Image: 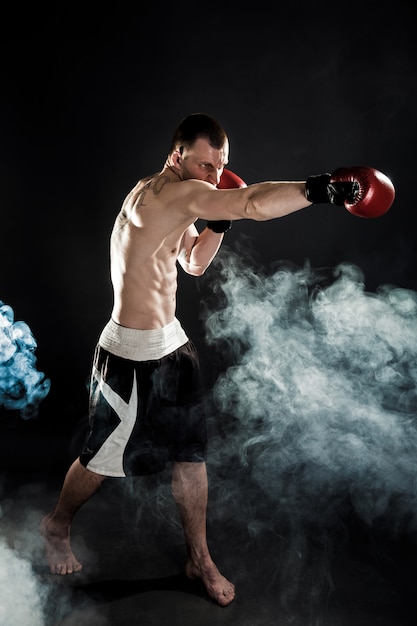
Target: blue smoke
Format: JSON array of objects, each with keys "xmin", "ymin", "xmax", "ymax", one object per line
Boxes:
[{"xmin": 0, "ymin": 301, "xmax": 50, "ymax": 419}]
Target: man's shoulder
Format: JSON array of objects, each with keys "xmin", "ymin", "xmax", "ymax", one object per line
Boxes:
[
  {"xmin": 127, "ymin": 171, "xmax": 212, "ymax": 223},
  {"xmin": 146, "ymin": 173, "xmax": 209, "ymax": 201}
]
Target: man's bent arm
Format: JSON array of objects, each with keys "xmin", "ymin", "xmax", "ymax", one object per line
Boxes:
[{"xmin": 177, "ymin": 225, "xmax": 224, "ymax": 276}]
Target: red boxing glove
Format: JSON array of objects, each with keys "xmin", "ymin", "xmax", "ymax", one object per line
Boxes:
[
  {"xmin": 207, "ymin": 169, "xmax": 247, "ymax": 233},
  {"xmin": 331, "ymin": 166, "xmax": 395, "ymax": 218},
  {"xmin": 217, "ymin": 168, "xmax": 247, "ymax": 189}
]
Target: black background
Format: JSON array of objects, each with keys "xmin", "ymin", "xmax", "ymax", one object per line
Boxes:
[
  {"xmin": 1, "ymin": 4, "xmax": 417, "ymax": 624},
  {"xmin": 2, "ymin": 3, "xmax": 416, "ymax": 455}
]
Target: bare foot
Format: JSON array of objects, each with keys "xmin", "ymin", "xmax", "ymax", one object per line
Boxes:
[
  {"xmin": 40, "ymin": 514, "xmax": 82, "ymax": 575},
  {"xmin": 185, "ymin": 557, "xmax": 235, "ymax": 607}
]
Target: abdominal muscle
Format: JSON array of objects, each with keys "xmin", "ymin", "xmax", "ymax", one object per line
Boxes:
[
  {"xmin": 110, "ymin": 222, "xmax": 182, "ymax": 331},
  {"xmin": 111, "ymin": 270, "xmax": 178, "ymax": 330}
]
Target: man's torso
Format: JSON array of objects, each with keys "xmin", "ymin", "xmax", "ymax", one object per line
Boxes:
[{"xmin": 110, "ymin": 171, "xmax": 195, "ymax": 330}]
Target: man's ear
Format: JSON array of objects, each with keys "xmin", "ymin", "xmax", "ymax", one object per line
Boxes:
[{"xmin": 171, "ymin": 149, "xmax": 182, "ymax": 169}]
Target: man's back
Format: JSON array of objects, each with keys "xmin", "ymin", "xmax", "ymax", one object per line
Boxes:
[{"xmin": 109, "ymin": 171, "xmax": 195, "ymax": 330}]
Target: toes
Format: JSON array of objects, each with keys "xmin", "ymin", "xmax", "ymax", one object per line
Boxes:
[
  {"xmin": 51, "ymin": 561, "xmax": 82, "ymax": 575},
  {"xmin": 220, "ymin": 585, "xmax": 236, "ymax": 605}
]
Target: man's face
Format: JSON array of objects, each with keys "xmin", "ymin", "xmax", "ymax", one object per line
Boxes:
[{"xmin": 176, "ymin": 137, "xmax": 229, "ymax": 187}]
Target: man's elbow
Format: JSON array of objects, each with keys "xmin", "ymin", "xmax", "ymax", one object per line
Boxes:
[
  {"xmin": 183, "ymin": 263, "xmax": 207, "ymax": 277},
  {"xmin": 244, "ymin": 198, "xmax": 268, "ymax": 221}
]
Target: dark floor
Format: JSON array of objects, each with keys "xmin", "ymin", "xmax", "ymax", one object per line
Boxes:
[
  {"xmin": 0, "ymin": 408, "xmax": 416, "ymax": 626},
  {"xmin": 1, "ymin": 464, "xmax": 416, "ymax": 626}
]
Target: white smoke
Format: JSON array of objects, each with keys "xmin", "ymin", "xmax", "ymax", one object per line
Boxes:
[
  {"xmin": 202, "ymin": 246, "xmax": 417, "ymax": 533},
  {"xmin": 0, "ymin": 478, "xmax": 108, "ymax": 626},
  {"xmin": 0, "ymin": 538, "xmax": 46, "ymax": 626}
]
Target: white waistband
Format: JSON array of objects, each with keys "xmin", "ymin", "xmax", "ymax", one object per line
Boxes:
[{"xmin": 98, "ymin": 318, "xmax": 189, "ymax": 361}]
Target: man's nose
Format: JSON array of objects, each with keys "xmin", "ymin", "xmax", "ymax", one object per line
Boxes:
[{"xmin": 210, "ymin": 169, "xmax": 223, "ymax": 187}]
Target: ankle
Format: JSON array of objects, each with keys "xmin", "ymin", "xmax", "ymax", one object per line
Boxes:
[
  {"xmin": 43, "ymin": 512, "xmax": 70, "ymax": 533},
  {"xmin": 188, "ymin": 550, "xmax": 212, "ymax": 568}
]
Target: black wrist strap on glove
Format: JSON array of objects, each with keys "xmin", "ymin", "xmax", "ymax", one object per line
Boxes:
[
  {"xmin": 206, "ymin": 220, "xmax": 232, "ymax": 233},
  {"xmin": 305, "ymin": 174, "xmax": 359, "ymax": 206}
]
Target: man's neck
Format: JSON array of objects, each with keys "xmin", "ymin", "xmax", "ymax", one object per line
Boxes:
[{"xmin": 161, "ymin": 159, "xmax": 181, "ymax": 179}]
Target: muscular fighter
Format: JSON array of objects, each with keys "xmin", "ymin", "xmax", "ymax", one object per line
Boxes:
[{"xmin": 41, "ymin": 113, "xmax": 394, "ymax": 607}]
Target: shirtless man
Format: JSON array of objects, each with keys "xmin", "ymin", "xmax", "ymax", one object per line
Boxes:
[{"xmin": 41, "ymin": 113, "xmax": 392, "ymax": 607}]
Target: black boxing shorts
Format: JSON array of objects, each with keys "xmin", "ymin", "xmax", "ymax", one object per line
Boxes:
[{"xmin": 79, "ymin": 319, "xmax": 207, "ymax": 477}]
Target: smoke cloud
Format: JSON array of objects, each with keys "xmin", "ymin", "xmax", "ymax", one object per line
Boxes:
[
  {"xmin": 0, "ymin": 537, "xmax": 46, "ymax": 626},
  {"xmin": 0, "ymin": 477, "xmax": 109, "ymax": 626},
  {"xmin": 0, "ymin": 301, "xmax": 50, "ymax": 419},
  {"xmin": 201, "ymin": 244, "xmax": 417, "ymax": 535}
]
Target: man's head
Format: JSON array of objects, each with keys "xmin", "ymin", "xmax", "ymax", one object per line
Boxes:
[{"xmin": 167, "ymin": 113, "xmax": 229, "ymax": 186}]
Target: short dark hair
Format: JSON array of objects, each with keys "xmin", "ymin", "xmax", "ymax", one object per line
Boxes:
[{"xmin": 170, "ymin": 113, "xmax": 228, "ymax": 154}]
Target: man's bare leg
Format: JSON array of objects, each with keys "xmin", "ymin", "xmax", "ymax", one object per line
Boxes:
[
  {"xmin": 171, "ymin": 461, "xmax": 235, "ymax": 607},
  {"xmin": 41, "ymin": 458, "xmax": 105, "ymax": 575}
]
